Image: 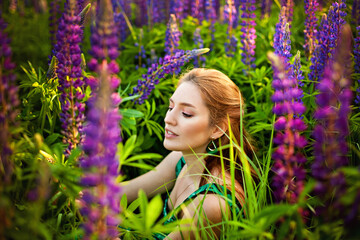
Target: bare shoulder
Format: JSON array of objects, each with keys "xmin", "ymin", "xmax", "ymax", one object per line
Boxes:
[
  {"xmin": 156, "ymin": 151, "xmax": 183, "ymax": 171},
  {"xmin": 184, "ymin": 194, "xmax": 229, "ymax": 223}
]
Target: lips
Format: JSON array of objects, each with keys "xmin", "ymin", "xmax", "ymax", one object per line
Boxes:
[{"xmin": 165, "ymin": 128, "xmax": 178, "ymax": 138}]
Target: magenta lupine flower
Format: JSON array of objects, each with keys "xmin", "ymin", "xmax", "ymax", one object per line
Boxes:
[
  {"xmin": 191, "ymin": 0, "xmax": 205, "ymax": 22},
  {"xmin": 0, "ymin": 16, "xmax": 18, "ymax": 185},
  {"xmin": 280, "ymin": 0, "xmax": 294, "ymax": 25},
  {"xmin": 261, "ymin": 0, "xmax": 272, "ymax": 19},
  {"xmin": 132, "ymin": 48, "xmax": 210, "ymax": 104},
  {"xmin": 79, "ymin": 61, "xmax": 122, "ymax": 240},
  {"xmin": 224, "ymin": 0, "xmax": 237, "ymax": 27},
  {"xmin": 164, "ymin": 14, "xmax": 181, "ymax": 56},
  {"xmin": 354, "ymin": 26, "xmax": 360, "ymax": 106},
  {"xmin": 55, "ymin": 0, "xmax": 86, "ymax": 156},
  {"xmin": 239, "ymin": 0, "xmax": 257, "ymax": 72},
  {"xmin": 311, "ymin": 25, "xmax": 353, "ymax": 221},
  {"xmin": 304, "ymin": 0, "xmax": 319, "ymax": 57},
  {"xmin": 193, "ymin": 28, "xmax": 206, "ymax": 67},
  {"xmin": 268, "ymin": 52, "xmax": 307, "ymax": 204}
]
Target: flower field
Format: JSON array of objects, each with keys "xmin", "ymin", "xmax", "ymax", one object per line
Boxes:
[{"xmin": 1, "ymin": 0, "xmax": 360, "ymax": 239}]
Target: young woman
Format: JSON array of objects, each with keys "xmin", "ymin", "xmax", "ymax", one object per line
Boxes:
[{"xmin": 121, "ymin": 68, "xmax": 255, "ymax": 239}]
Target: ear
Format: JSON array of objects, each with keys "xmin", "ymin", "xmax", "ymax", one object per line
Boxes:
[{"xmin": 211, "ymin": 120, "xmax": 228, "ymax": 140}]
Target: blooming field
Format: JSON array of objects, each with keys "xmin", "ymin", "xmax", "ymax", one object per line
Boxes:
[{"xmin": 1, "ymin": 0, "xmax": 360, "ymax": 239}]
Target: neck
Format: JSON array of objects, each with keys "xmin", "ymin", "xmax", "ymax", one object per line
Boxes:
[{"xmin": 181, "ymin": 150, "xmax": 207, "ymax": 180}]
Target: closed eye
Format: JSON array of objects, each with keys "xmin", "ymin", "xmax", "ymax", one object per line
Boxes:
[{"xmin": 182, "ymin": 112, "xmax": 192, "ymax": 118}]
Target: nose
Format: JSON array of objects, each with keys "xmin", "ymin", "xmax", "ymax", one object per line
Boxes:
[{"xmin": 164, "ymin": 109, "xmax": 176, "ymax": 126}]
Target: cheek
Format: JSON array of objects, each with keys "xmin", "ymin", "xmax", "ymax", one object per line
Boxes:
[{"xmin": 182, "ymin": 118, "xmax": 211, "ymax": 138}]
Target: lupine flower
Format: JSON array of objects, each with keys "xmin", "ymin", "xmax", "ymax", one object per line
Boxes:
[
  {"xmin": 79, "ymin": 0, "xmax": 122, "ymax": 238},
  {"xmin": 191, "ymin": 0, "xmax": 205, "ymax": 22},
  {"xmin": 193, "ymin": 28, "xmax": 206, "ymax": 67},
  {"xmin": 132, "ymin": 48, "xmax": 210, "ymax": 104},
  {"xmin": 293, "ymin": 51, "xmax": 305, "ymax": 88},
  {"xmin": 164, "ymin": 14, "xmax": 181, "ymax": 56},
  {"xmin": 354, "ymin": 26, "xmax": 360, "ymax": 106},
  {"xmin": 79, "ymin": 61, "xmax": 122, "ymax": 240},
  {"xmin": 204, "ymin": 0, "xmax": 217, "ymax": 48},
  {"xmin": 55, "ymin": 0, "xmax": 86, "ymax": 156},
  {"xmin": 273, "ymin": 7, "xmax": 287, "ymax": 57},
  {"xmin": 147, "ymin": 0, "xmax": 165, "ymax": 26},
  {"xmin": 304, "ymin": 0, "xmax": 319, "ymax": 57},
  {"xmin": 352, "ymin": 0, "xmax": 360, "ymax": 25},
  {"xmin": 268, "ymin": 53, "xmax": 307, "ymax": 205},
  {"xmin": 112, "ymin": 0, "xmax": 129, "ymax": 43},
  {"xmin": 308, "ymin": 14, "xmax": 329, "ymax": 83},
  {"xmin": 0, "ymin": 16, "xmax": 18, "ymax": 185},
  {"xmin": 134, "ymin": 0, "xmax": 148, "ymax": 27},
  {"xmin": 49, "ymin": 0, "xmax": 62, "ymax": 50},
  {"xmin": 281, "ymin": 0, "xmax": 294, "ymax": 25},
  {"xmin": 311, "ymin": 24, "xmax": 353, "ymax": 221},
  {"xmin": 327, "ymin": 1, "xmax": 347, "ymax": 58},
  {"xmin": 135, "ymin": 29, "xmax": 146, "ymax": 69},
  {"xmin": 224, "ymin": 0, "xmax": 238, "ymax": 57},
  {"xmin": 261, "ymin": 0, "xmax": 272, "ymax": 19},
  {"xmin": 239, "ymin": 0, "xmax": 257, "ymax": 72},
  {"xmin": 170, "ymin": 0, "xmax": 184, "ymax": 24}
]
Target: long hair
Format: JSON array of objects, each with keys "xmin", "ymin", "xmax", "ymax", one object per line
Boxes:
[{"xmin": 178, "ymin": 68, "xmax": 256, "ymax": 204}]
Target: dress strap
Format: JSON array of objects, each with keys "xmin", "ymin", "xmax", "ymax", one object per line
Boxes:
[{"xmin": 175, "ymin": 156, "xmax": 186, "ymax": 178}]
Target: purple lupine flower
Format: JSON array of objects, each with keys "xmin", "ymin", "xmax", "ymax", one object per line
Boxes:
[
  {"xmin": 354, "ymin": 26, "xmax": 360, "ymax": 106},
  {"xmin": 239, "ymin": 0, "xmax": 257, "ymax": 73},
  {"xmin": 261, "ymin": 0, "xmax": 272, "ymax": 19},
  {"xmin": 164, "ymin": 14, "xmax": 181, "ymax": 56},
  {"xmin": 293, "ymin": 51, "xmax": 305, "ymax": 87},
  {"xmin": 135, "ymin": 29, "xmax": 147, "ymax": 69},
  {"xmin": 311, "ymin": 24, "xmax": 353, "ymax": 221},
  {"xmin": 112, "ymin": 0, "xmax": 129, "ymax": 43},
  {"xmin": 134, "ymin": 0, "xmax": 147, "ymax": 27},
  {"xmin": 268, "ymin": 52, "xmax": 307, "ymax": 205},
  {"xmin": 170, "ymin": 0, "xmax": 184, "ymax": 24},
  {"xmin": 79, "ymin": 62, "xmax": 122, "ymax": 240},
  {"xmin": 79, "ymin": 1, "xmax": 122, "ymax": 238},
  {"xmin": 0, "ymin": 16, "xmax": 18, "ymax": 185},
  {"xmin": 280, "ymin": 0, "xmax": 294, "ymax": 25},
  {"xmin": 191, "ymin": 0, "xmax": 205, "ymax": 22},
  {"xmin": 193, "ymin": 28, "xmax": 206, "ymax": 67},
  {"xmin": 352, "ymin": 0, "xmax": 360, "ymax": 25},
  {"xmin": 204, "ymin": 0, "xmax": 217, "ymax": 48},
  {"xmin": 147, "ymin": 0, "xmax": 164, "ymax": 26},
  {"xmin": 49, "ymin": 0, "xmax": 62, "ymax": 50},
  {"xmin": 132, "ymin": 48, "xmax": 210, "ymax": 104},
  {"xmin": 273, "ymin": 7, "xmax": 287, "ymax": 56},
  {"xmin": 308, "ymin": 14, "xmax": 329, "ymax": 83},
  {"xmin": 55, "ymin": 0, "xmax": 86, "ymax": 156},
  {"xmin": 224, "ymin": 0, "xmax": 238, "ymax": 57},
  {"xmin": 327, "ymin": 1, "xmax": 347, "ymax": 59},
  {"xmin": 304, "ymin": 0, "xmax": 319, "ymax": 57}
]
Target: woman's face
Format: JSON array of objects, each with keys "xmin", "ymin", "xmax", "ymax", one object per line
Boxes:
[{"xmin": 163, "ymin": 81, "xmax": 215, "ymax": 154}]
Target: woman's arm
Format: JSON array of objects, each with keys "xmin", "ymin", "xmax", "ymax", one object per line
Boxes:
[
  {"xmin": 165, "ymin": 194, "xmax": 229, "ymax": 240},
  {"xmin": 121, "ymin": 151, "xmax": 183, "ymax": 203}
]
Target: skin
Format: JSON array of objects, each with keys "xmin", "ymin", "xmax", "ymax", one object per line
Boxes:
[{"xmin": 121, "ymin": 82, "xmax": 230, "ymax": 239}]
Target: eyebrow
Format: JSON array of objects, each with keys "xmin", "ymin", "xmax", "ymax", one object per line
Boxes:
[{"xmin": 169, "ymin": 98, "xmax": 196, "ymax": 108}]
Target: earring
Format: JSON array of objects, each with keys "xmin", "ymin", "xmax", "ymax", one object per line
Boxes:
[{"xmin": 207, "ymin": 138, "xmax": 217, "ymax": 152}]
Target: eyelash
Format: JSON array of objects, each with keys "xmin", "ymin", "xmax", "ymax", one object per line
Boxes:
[{"xmin": 167, "ymin": 107, "xmax": 193, "ymax": 118}]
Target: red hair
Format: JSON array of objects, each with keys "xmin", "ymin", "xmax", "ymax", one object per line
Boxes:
[{"xmin": 179, "ymin": 68, "xmax": 256, "ymax": 204}]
